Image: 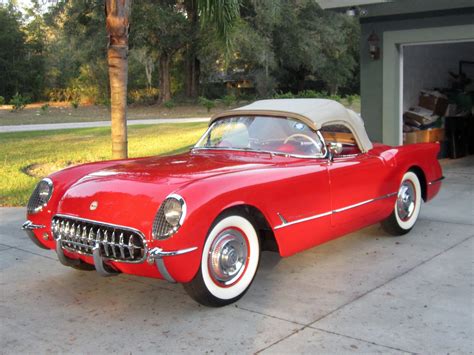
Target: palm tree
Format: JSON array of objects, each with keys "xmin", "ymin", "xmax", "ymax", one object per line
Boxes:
[
  {"xmin": 105, "ymin": 0, "xmax": 240, "ymax": 159},
  {"xmin": 106, "ymin": 0, "xmax": 132, "ymax": 159}
]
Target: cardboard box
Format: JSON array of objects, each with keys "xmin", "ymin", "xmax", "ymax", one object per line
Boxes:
[
  {"xmin": 403, "ymin": 128, "xmax": 445, "ymax": 145},
  {"xmin": 419, "ymin": 91, "xmax": 448, "ymax": 116}
]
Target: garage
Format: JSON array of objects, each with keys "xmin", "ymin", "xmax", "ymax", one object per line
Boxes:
[
  {"xmin": 402, "ymin": 41, "xmax": 474, "ymax": 157},
  {"xmin": 321, "ymin": 0, "xmax": 474, "ymax": 154}
]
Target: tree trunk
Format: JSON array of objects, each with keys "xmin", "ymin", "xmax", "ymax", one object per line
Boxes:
[
  {"xmin": 159, "ymin": 53, "xmax": 171, "ymax": 103},
  {"xmin": 106, "ymin": 0, "xmax": 132, "ymax": 159},
  {"xmin": 184, "ymin": 0, "xmax": 200, "ymax": 99},
  {"xmin": 185, "ymin": 54, "xmax": 200, "ymax": 98}
]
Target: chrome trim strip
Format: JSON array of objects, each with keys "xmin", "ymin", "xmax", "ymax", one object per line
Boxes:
[
  {"xmin": 22, "ymin": 220, "xmax": 45, "ymax": 230},
  {"xmin": 274, "ymin": 211, "xmax": 332, "ymax": 230},
  {"xmin": 428, "ymin": 176, "xmax": 445, "ymax": 185},
  {"xmin": 333, "ymin": 192, "xmax": 397, "ymax": 213},
  {"xmin": 275, "ymin": 192, "xmax": 397, "ymax": 230}
]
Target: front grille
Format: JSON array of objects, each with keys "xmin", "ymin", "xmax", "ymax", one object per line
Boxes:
[{"xmin": 52, "ymin": 215, "xmax": 146, "ymax": 263}]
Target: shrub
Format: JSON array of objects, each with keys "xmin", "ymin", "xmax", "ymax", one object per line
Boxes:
[
  {"xmin": 273, "ymin": 92, "xmax": 295, "ymax": 99},
  {"xmin": 328, "ymin": 94, "xmax": 342, "ymax": 102},
  {"xmin": 0, "ymin": 96, "xmax": 5, "ymax": 105},
  {"xmin": 346, "ymin": 94, "xmax": 360, "ymax": 106},
  {"xmin": 163, "ymin": 100, "xmax": 175, "ymax": 109},
  {"xmin": 128, "ymin": 87, "xmax": 159, "ymax": 105},
  {"xmin": 71, "ymin": 100, "xmax": 79, "ymax": 109},
  {"xmin": 10, "ymin": 93, "xmax": 29, "ymax": 111},
  {"xmin": 198, "ymin": 97, "xmax": 216, "ymax": 113},
  {"xmin": 296, "ymin": 90, "xmax": 327, "ymax": 99},
  {"xmin": 222, "ymin": 94, "xmax": 237, "ymax": 107},
  {"xmin": 40, "ymin": 103, "xmax": 50, "ymax": 114}
]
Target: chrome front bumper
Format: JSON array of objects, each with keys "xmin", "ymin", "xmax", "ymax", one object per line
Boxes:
[{"xmin": 22, "ymin": 220, "xmax": 198, "ymax": 282}]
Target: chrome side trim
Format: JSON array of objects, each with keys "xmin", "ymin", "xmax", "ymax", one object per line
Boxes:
[
  {"xmin": 275, "ymin": 211, "xmax": 332, "ymax": 230},
  {"xmin": 147, "ymin": 246, "xmax": 198, "ymax": 283},
  {"xmin": 333, "ymin": 192, "xmax": 397, "ymax": 213},
  {"xmin": 428, "ymin": 176, "xmax": 445, "ymax": 185},
  {"xmin": 275, "ymin": 192, "xmax": 397, "ymax": 230},
  {"xmin": 22, "ymin": 220, "xmax": 45, "ymax": 230}
]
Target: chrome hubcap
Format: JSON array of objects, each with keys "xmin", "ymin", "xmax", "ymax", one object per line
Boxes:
[
  {"xmin": 209, "ymin": 228, "xmax": 248, "ymax": 286},
  {"xmin": 397, "ymin": 180, "xmax": 416, "ymax": 221}
]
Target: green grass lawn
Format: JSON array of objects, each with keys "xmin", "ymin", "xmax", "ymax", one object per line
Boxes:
[{"xmin": 0, "ymin": 122, "xmax": 207, "ymax": 207}]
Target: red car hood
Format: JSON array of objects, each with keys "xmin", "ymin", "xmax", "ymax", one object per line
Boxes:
[{"xmin": 57, "ymin": 151, "xmax": 274, "ymax": 230}]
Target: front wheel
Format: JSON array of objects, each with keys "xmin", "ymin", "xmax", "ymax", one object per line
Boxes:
[
  {"xmin": 381, "ymin": 171, "xmax": 422, "ymax": 236},
  {"xmin": 183, "ymin": 213, "xmax": 260, "ymax": 307}
]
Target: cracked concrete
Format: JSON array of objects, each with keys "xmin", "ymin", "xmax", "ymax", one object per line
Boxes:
[{"xmin": 1, "ymin": 156, "xmax": 473, "ymax": 353}]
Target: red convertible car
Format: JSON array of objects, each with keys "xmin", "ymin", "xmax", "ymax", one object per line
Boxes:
[{"xmin": 23, "ymin": 99, "xmax": 443, "ymax": 306}]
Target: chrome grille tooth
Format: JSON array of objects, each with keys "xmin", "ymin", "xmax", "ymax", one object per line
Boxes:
[
  {"xmin": 128, "ymin": 235, "xmax": 135, "ymax": 259},
  {"xmin": 119, "ymin": 233, "xmax": 126, "ymax": 259},
  {"xmin": 111, "ymin": 240, "xmax": 117, "ymax": 258},
  {"xmin": 103, "ymin": 230, "xmax": 110, "ymax": 256}
]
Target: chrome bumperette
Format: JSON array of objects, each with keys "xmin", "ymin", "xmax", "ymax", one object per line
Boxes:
[
  {"xmin": 147, "ymin": 246, "xmax": 198, "ymax": 283},
  {"xmin": 22, "ymin": 220, "xmax": 45, "ymax": 230},
  {"xmin": 275, "ymin": 192, "xmax": 397, "ymax": 230},
  {"xmin": 22, "ymin": 220, "xmax": 49, "ymax": 250},
  {"xmin": 52, "ymin": 215, "xmax": 147, "ymax": 264}
]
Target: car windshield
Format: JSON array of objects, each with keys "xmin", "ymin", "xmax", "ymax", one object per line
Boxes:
[{"xmin": 194, "ymin": 116, "xmax": 325, "ymax": 157}]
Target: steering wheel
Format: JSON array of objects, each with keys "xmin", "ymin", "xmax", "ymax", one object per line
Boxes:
[{"xmin": 283, "ymin": 133, "xmax": 320, "ymax": 152}]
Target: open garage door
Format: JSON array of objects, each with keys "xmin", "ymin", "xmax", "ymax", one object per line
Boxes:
[{"xmin": 401, "ymin": 41, "xmax": 474, "ymax": 158}]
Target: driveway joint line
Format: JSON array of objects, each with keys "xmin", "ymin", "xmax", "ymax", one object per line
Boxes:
[
  {"xmin": 306, "ymin": 235, "xmax": 473, "ymax": 327},
  {"xmin": 418, "ymin": 217, "xmax": 474, "ymax": 226},
  {"xmin": 310, "ymin": 326, "xmax": 416, "ymax": 354},
  {"xmin": 7, "ymin": 245, "xmax": 58, "ymax": 261},
  {"xmin": 235, "ymin": 305, "xmax": 306, "ymax": 326}
]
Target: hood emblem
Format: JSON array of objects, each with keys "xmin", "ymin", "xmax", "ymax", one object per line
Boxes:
[{"xmin": 90, "ymin": 201, "xmax": 98, "ymax": 211}]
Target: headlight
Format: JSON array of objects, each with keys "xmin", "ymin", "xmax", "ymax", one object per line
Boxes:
[
  {"xmin": 152, "ymin": 194, "xmax": 186, "ymax": 240},
  {"xmin": 27, "ymin": 178, "xmax": 53, "ymax": 214}
]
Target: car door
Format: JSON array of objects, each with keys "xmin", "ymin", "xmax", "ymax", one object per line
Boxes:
[{"xmin": 321, "ymin": 123, "xmax": 395, "ymax": 236}]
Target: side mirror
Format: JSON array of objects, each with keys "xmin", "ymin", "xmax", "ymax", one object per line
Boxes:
[{"xmin": 327, "ymin": 142, "xmax": 343, "ymax": 161}]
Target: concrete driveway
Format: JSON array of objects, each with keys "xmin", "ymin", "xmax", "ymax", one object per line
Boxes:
[{"xmin": 1, "ymin": 157, "xmax": 473, "ymax": 354}]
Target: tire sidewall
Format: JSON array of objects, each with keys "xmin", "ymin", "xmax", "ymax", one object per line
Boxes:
[
  {"xmin": 395, "ymin": 171, "xmax": 421, "ymax": 230},
  {"xmin": 200, "ymin": 215, "xmax": 260, "ymax": 301}
]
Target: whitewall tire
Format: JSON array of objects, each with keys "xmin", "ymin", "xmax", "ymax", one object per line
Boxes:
[
  {"xmin": 382, "ymin": 171, "xmax": 422, "ymax": 236},
  {"xmin": 184, "ymin": 213, "xmax": 260, "ymax": 307}
]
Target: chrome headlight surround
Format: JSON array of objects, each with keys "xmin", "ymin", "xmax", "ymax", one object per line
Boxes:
[
  {"xmin": 152, "ymin": 194, "xmax": 187, "ymax": 240},
  {"xmin": 27, "ymin": 178, "xmax": 54, "ymax": 214}
]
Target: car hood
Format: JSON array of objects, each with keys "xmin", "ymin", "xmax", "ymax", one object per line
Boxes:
[{"xmin": 56, "ymin": 150, "xmax": 275, "ymax": 229}]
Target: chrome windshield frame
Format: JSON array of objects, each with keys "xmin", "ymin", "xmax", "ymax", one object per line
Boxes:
[{"xmin": 192, "ymin": 117, "xmax": 329, "ymax": 160}]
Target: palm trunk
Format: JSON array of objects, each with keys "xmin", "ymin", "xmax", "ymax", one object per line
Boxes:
[
  {"xmin": 106, "ymin": 0, "xmax": 132, "ymax": 159},
  {"xmin": 159, "ymin": 53, "xmax": 171, "ymax": 103}
]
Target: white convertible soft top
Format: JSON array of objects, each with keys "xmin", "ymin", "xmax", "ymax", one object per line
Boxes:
[{"xmin": 211, "ymin": 99, "xmax": 373, "ymax": 152}]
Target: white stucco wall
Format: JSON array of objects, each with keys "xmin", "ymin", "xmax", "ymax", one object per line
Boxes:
[{"xmin": 403, "ymin": 41, "xmax": 474, "ymax": 111}]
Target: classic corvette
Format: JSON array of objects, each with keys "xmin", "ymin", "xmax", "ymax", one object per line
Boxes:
[{"xmin": 23, "ymin": 99, "xmax": 443, "ymax": 306}]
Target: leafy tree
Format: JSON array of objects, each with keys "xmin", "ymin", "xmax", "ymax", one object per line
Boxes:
[{"xmin": 132, "ymin": 1, "xmax": 189, "ymax": 103}]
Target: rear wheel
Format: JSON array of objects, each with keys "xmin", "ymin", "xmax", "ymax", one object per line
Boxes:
[
  {"xmin": 382, "ymin": 171, "xmax": 422, "ymax": 236},
  {"xmin": 183, "ymin": 213, "xmax": 260, "ymax": 307}
]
